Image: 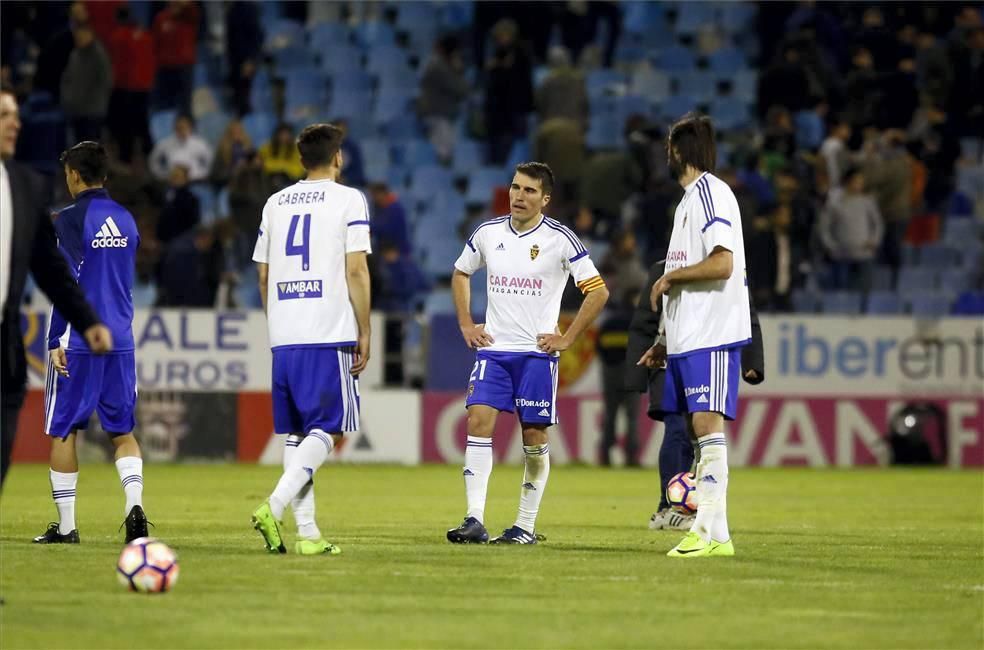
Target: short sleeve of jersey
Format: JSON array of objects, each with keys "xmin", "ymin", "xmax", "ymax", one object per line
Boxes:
[
  {"xmin": 345, "ymin": 190, "xmax": 372, "ymax": 254},
  {"xmin": 252, "ymin": 200, "xmax": 271, "ymax": 264},
  {"xmin": 695, "ymin": 179, "xmax": 736, "ymax": 254},
  {"xmin": 561, "ymin": 231, "xmax": 601, "ymax": 285},
  {"xmin": 454, "ymin": 228, "xmax": 485, "ymax": 275}
]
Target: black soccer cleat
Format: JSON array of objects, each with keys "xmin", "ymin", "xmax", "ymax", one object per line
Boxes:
[
  {"xmin": 123, "ymin": 505, "xmax": 150, "ymax": 543},
  {"xmin": 446, "ymin": 517, "xmax": 489, "ymax": 544},
  {"xmin": 490, "ymin": 525, "xmax": 537, "ymax": 545},
  {"xmin": 32, "ymin": 522, "xmax": 80, "ymax": 544}
]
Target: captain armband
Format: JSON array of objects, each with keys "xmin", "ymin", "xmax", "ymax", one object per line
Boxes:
[{"xmin": 576, "ymin": 275, "xmax": 607, "ymax": 295}]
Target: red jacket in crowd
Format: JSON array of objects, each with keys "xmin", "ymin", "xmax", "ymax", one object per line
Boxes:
[
  {"xmin": 109, "ymin": 25, "xmax": 157, "ymax": 91},
  {"xmin": 84, "ymin": 0, "xmax": 124, "ymax": 46},
  {"xmin": 152, "ymin": 1, "xmax": 200, "ymax": 69}
]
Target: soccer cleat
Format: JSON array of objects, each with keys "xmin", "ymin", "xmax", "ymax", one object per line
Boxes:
[
  {"xmin": 648, "ymin": 508, "xmax": 696, "ymax": 531},
  {"xmin": 667, "ymin": 532, "xmax": 735, "ymax": 558},
  {"xmin": 32, "ymin": 522, "xmax": 80, "ymax": 544},
  {"xmin": 295, "ymin": 539, "xmax": 342, "ymax": 555},
  {"xmin": 446, "ymin": 517, "xmax": 489, "ymax": 544},
  {"xmin": 490, "ymin": 525, "xmax": 537, "ymax": 544},
  {"xmin": 122, "ymin": 505, "xmax": 150, "ymax": 543},
  {"xmin": 251, "ymin": 502, "xmax": 286, "ymax": 554}
]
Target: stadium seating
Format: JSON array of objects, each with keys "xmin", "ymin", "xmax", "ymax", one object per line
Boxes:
[
  {"xmin": 820, "ymin": 291, "xmax": 863, "ymax": 315},
  {"xmin": 409, "ymin": 165, "xmax": 454, "ymax": 203},
  {"xmin": 658, "ymin": 45, "xmax": 697, "ymax": 72},
  {"xmin": 150, "ymin": 110, "xmax": 177, "ymax": 144},
  {"xmin": 865, "ymin": 291, "xmax": 903, "ymax": 315},
  {"xmin": 242, "ymin": 112, "xmax": 275, "ymax": 146},
  {"xmin": 907, "ymin": 291, "xmax": 952, "ymax": 317},
  {"xmin": 791, "ymin": 290, "xmax": 820, "ymax": 313},
  {"xmin": 465, "ymin": 167, "xmax": 507, "ymax": 206},
  {"xmin": 898, "ymin": 266, "xmax": 938, "ymax": 292}
]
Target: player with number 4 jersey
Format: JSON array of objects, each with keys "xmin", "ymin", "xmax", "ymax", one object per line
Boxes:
[
  {"xmin": 446, "ymin": 162, "xmax": 609, "ymax": 545},
  {"xmin": 250, "ymin": 124, "xmax": 372, "ymax": 555}
]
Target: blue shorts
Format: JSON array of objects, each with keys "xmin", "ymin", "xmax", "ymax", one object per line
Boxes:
[
  {"xmin": 662, "ymin": 347, "xmax": 742, "ymax": 420},
  {"xmin": 45, "ymin": 351, "xmax": 137, "ymax": 438},
  {"xmin": 272, "ymin": 346, "xmax": 359, "ymax": 435},
  {"xmin": 464, "ymin": 351, "xmax": 558, "ymax": 425}
]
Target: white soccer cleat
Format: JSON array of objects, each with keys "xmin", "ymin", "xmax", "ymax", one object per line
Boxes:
[{"xmin": 649, "ymin": 508, "xmax": 695, "ymax": 531}]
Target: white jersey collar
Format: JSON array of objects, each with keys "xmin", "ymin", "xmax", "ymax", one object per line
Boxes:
[
  {"xmin": 507, "ymin": 214, "xmax": 545, "ymax": 238},
  {"xmin": 683, "ymin": 171, "xmax": 709, "ymax": 194}
]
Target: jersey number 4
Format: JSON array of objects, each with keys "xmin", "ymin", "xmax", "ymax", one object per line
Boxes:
[{"xmin": 286, "ymin": 213, "xmax": 311, "ymax": 271}]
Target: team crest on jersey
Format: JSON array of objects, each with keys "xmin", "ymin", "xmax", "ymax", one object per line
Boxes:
[
  {"xmin": 277, "ymin": 279, "xmax": 323, "ymax": 300},
  {"xmin": 529, "ymin": 244, "xmax": 540, "ymax": 261},
  {"xmin": 467, "ymin": 383, "xmax": 475, "ymax": 396}
]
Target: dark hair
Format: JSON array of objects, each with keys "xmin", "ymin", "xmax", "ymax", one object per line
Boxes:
[
  {"xmin": 296, "ymin": 123, "xmax": 345, "ymax": 170},
  {"xmin": 513, "ymin": 162, "xmax": 554, "ymax": 195},
  {"xmin": 668, "ymin": 112, "xmax": 716, "ymax": 173},
  {"xmin": 59, "ymin": 141, "xmax": 108, "ymax": 185},
  {"xmin": 842, "ymin": 165, "xmax": 863, "ymax": 181},
  {"xmin": 175, "ymin": 112, "xmax": 195, "ymax": 128}
]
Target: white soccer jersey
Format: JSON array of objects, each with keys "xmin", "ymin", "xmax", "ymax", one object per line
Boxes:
[
  {"xmin": 663, "ymin": 172, "xmax": 751, "ymax": 357},
  {"xmin": 252, "ymin": 178, "xmax": 371, "ymax": 349},
  {"xmin": 454, "ymin": 215, "xmax": 603, "ymax": 354}
]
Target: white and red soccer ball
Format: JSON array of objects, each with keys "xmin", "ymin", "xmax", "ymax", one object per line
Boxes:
[
  {"xmin": 666, "ymin": 472, "xmax": 698, "ymax": 514},
  {"xmin": 117, "ymin": 537, "xmax": 179, "ymax": 593}
]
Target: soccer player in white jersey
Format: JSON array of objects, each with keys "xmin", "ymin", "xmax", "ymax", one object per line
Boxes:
[
  {"xmin": 638, "ymin": 113, "xmax": 751, "ymax": 557},
  {"xmin": 250, "ymin": 124, "xmax": 372, "ymax": 554},
  {"xmin": 446, "ymin": 162, "xmax": 609, "ymax": 544}
]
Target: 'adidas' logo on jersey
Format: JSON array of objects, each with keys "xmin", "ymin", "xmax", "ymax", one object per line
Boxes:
[
  {"xmin": 695, "ymin": 394, "xmax": 708, "ymax": 404},
  {"xmin": 538, "ymin": 408, "xmax": 550, "ymax": 417},
  {"xmin": 91, "ymin": 216, "xmax": 128, "ymax": 248},
  {"xmin": 495, "ymin": 242, "xmax": 505, "ymax": 250}
]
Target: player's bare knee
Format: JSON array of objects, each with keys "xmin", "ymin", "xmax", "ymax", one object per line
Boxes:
[
  {"xmin": 466, "ymin": 410, "xmax": 495, "ymax": 438},
  {"xmin": 691, "ymin": 412, "xmax": 724, "ymax": 438},
  {"xmin": 521, "ymin": 425, "xmax": 548, "ymax": 446}
]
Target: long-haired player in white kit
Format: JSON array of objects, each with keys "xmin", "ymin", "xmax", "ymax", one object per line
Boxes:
[
  {"xmin": 250, "ymin": 124, "xmax": 372, "ymax": 554},
  {"xmin": 638, "ymin": 113, "xmax": 751, "ymax": 557},
  {"xmin": 447, "ymin": 162, "xmax": 609, "ymax": 544}
]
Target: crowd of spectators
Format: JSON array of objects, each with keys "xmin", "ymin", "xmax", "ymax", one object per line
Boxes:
[{"xmin": 0, "ymin": 1, "xmax": 981, "ymax": 319}]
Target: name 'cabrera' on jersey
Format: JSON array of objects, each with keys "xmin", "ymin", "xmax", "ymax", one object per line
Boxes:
[
  {"xmin": 455, "ymin": 215, "xmax": 604, "ymax": 353},
  {"xmin": 252, "ymin": 178, "xmax": 371, "ymax": 349},
  {"xmin": 663, "ymin": 172, "xmax": 751, "ymax": 357}
]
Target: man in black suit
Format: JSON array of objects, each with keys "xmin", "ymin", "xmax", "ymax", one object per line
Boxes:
[{"xmin": 0, "ymin": 87, "xmax": 113, "ymax": 490}]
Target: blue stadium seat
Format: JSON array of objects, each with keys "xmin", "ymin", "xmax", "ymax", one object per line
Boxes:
[
  {"xmin": 328, "ymin": 89, "xmax": 373, "ymax": 120},
  {"xmin": 710, "ymin": 97, "xmax": 751, "ymax": 130},
  {"xmin": 717, "ymin": 2, "xmax": 758, "ymax": 30},
  {"xmin": 366, "ymin": 44, "xmax": 409, "ymax": 75},
  {"xmin": 189, "ymin": 184, "xmax": 217, "ymax": 224},
  {"xmin": 373, "ymin": 87, "xmax": 414, "ymax": 124},
  {"xmin": 586, "ymin": 112, "xmax": 620, "ymax": 150},
  {"xmin": 131, "ymin": 281, "xmax": 158, "ymax": 309},
  {"xmin": 330, "ymin": 69, "xmax": 373, "ymax": 95},
  {"xmin": 728, "ymin": 69, "xmax": 757, "ymax": 100},
  {"xmin": 264, "ymin": 19, "xmax": 305, "ymax": 52},
  {"xmin": 956, "ymin": 165, "xmax": 984, "ymax": 198},
  {"xmin": 659, "ymin": 45, "xmax": 696, "ymax": 72},
  {"xmin": 624, "ymin": 3, "xmax": 668, "ymax": 34},
  {"xmin": 320, "ymin": 44, "xmax": 364, "ymax": 75},
  {"xmin": 150, "ymin": 110, "xmax": 177, "ymax": 143},
  {"xmin": 791, "ymin": 289, "xmax": 820, "ymax": 313},
  {"xmin": 938, "ymin": 268, "xmax": 971, "ymax": 294},
  {"xmin": 870, "ymin": 265, "xmax": 895, "ymax": 291},
  {"xmin": 409, "ymin": 165, "xmax": 454, "ymax": 203},
  {"xmin": 466, "ymin": 167, "xmax": 506, "ymax": 205},
  {"xmin": 898, "ymin": 266, "xmax": 937, "ymax": 292},
  {"xmin": 217, "ymin": 187, "xmax": 230, "ymax": 218},
  {"xmin": 506, "ymin": 138, "xmax": 530, "ymax": 169},
  {"xmin": 354, "ymin": 21, "xmax": 397, "ymax": 48},
  {"xmin": 918, "ymin": 243, "xmax": 958, "ymax": 268},
  {"xmin": 900, "ymin": 243, "xmax": 919, "ymax": 266},
  {"xmin": 249, "ymin": 70, "xmax": 274, "ymax": 113},
  {"xmin": 614, "ymin": 94, "xmax": 652, "ymax": 125},
  {"xmin": 242, "ymin": 112, "xmax": 275, "ymax": 146},
  {"xmin": 707, "ymin": 47, "xmax": 748, "ymax": 76},
  {"xmin": 397, "ymin": 139, "xmax": 439, "ymax": 167},
  {"xmin": 197, "ymin": 111, "xmax": 230, "ymax": 147},
  {"xmin": 959, "ymin": 137, "xmax": 983, "ymax": 163},
  {"xmin": 586, "ymin": 69, "xmax": 628, "ymax": 99},
  {"xmin": 632, "ymin": 68, "xmax": 670, "ymax": 103},
  {"xmin": 820, "ymin": 291, "xmax": 863, "ymax": 315},
  {"xmin": 660, "ymin": 95, "xmax": 697, "ymax": 121},
  {"xmin": 943, "ymin": 217, "xmax": 981, "ymax": 245},
  {"xmin": 383, "ymin": 113, "xmax": 420, "ymax": 141},
  {"xmin": 674, "ymin": 3, "xmax": 715, "ymax": 36},
  {"xmin": 432, "ymin": 191, "xmax": 467, "ymax": 227},
  {"xmin": 452, "ymin": 139, "xmax": 484, "ymax": 177},
  {"xmin": 794, "ymin": 110, "xmax": 825, "ymax": 150},
  {"xmin": 272, "ymin": 45, "xmax": 317, "ymax": 70},
  {"xmin": 675, "ymin": 72, "xmax": 717, "ymax": 104},
  {"xmin": 951, "ymin": 291, "xmax": 984, "ymax": 315},
  {"xmin": 907, "ymin": 291, "xmax": 952, "ymax": 317},
  {"xmin": 308, "ymin": 22, "xmax": 351, "ymax": 51},
  {"xmin": 865, "ymin": 291, "xmax": 903, "ymax": 314},
  {"xmin": 361, "ymin": 139, "xmax": 391, "ymax": 182}
]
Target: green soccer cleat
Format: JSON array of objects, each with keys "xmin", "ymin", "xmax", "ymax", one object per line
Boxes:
[
  {"xmin": 294, "ymin": 539, "xmax": 342, "ymax": 556},
  {"xmin": 251, "ymin": 502, "xmax": 286, "ymax": 554},
  {"xmin": 667, "ymin": 532, "xmax": 735, "ymax": 558}
]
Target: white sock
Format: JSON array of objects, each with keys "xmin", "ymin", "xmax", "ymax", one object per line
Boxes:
[
  {"xmin": 691, "ymin": 433, "xmax": 729, "ymax": 543},
  {"xmin": 115, "ymin": 457, "xmax": 144, "ymax": 515},
  {"xmin": 269, "ymin": 430, "xmax": 333, "ymax": 520},
  {"xmin": 463, "ymin": 435, "xmax": 493, "ymax": 523},
  {"xmin": 50, "ymin": 469, "xmax": 78, "ymax": 534},
  {"xmin": 284, "ymin": 434, "xmax": 320, "ymax": 540},
  {"xmin": 515, "ymin": 443, "xmax": 550, "ymax": 533}
]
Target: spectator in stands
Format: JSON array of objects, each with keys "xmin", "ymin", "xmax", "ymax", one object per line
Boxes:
[
  {"xmin": 535, "ymin": 46, "xmax": 588, "ymax": 128},
  {"xmin": 228, "ymin": 149, "xmax": 270, "ymax": 238},
  {"xmin": 157, "ymin": 225, "xmax": 223, "ymax": 307},
  {"xmin": 761, "ymin": 106, "xmax": 797, "ymax": 175},
  {"xmin": 259, "ymin": 123, "xmax": 304, "ymax": 182},
  {"xmin": 533, "ymin": 116, "xmax": 584, "ymax": 215},
  {"xmin": 597, "ymin": 285, "xmax": 640, "ymax": 467},
  {"xmin": 599, "ymin": 230, "xmax": 648, "ymax": 308},
  {"xmin": 483, "ymin": 19, "xmax": 534, "ymax": 164},
  {"xmin": 60, "ymin": 22, "xmax": 112, "ymax": 143},
  {"xmin": 861, "ymin": 129, "xmax": 911, "ymax": 274},
  {"xmin": 819, "ymin": 115, "xmax": 852, "ymax": 192},
  {"xmin": 747, "ymin": 203, "xmax": 800, "ymax": 312},
  {"xmin": 33, "ymin": 2, "xmax": 88, "ymax": 103},
  {"xmin": 818, "ymin": 166, "xmax": 884, "ymax": 291},
  {"xmin": 225, "ymin": 1, "xmax": 263, "ymax": 116},
  {"xmin": 149, "ymin": 113, "xmax": 214, "ymax": 182},
  {"xmin": 334, "ymin": 118, "xmax": 365, "ymax": 188},
  {"xmin": 84, "ymin": 0, "xmax": 123, "ymax": 45},
  {"xmin": 915, "ymin": 29, "xmax": 953, "ymax": 108},
  {"xmin": 844, "ymin": 46, "xmax": 879, "ymax": 129},
  {"xmin": 210, "ymin": 118, "xmax": 252, "ymax": 186},
  {"xmin": 375, "ymin": 240, "xmax": 430, "ymax": 313},
  {"xmin": 367, "ymin": 182, "xmax": 411, "ymax": 255},
  {"xmin": 557, "ymin": 1, "xmax": 621, "ymax": 68},
  {"xmin": 156, "ymin": 164, "xmax": 200, "ymax": 245},
  {"xmin": 757, "ymin": 41, "xmax": 814, "ymax": 118},
  {"xmin": 107, "ymin": 5, "xmax": 155, "ymax": 163},
  {"xmin": 417, "ymin": 36, "xmax": 470, "ymax": 164},
  {"xmin": 947, "ymin": 25, "xmax": 984, "ymax": 136},
  {"xmin": 151, "ymin": 0, "xmax": 200, "ymax": 112}
]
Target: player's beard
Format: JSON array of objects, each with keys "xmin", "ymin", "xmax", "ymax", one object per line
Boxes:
[{"xmin": 668, "ymin": 152, "xmax": 685, "ymax": 181}]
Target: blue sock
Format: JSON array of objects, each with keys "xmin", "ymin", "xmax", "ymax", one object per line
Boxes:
[{"xmin": 658, "ymin": 413, "xmax": 692, "ymax": 510}]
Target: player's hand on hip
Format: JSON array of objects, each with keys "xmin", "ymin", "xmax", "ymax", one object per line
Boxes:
[
  {"xmin": 637, "ymin": 343, "xmax": 667, "ymax": 369},
  {"xmin": 49, "ymin": 347, "xmax": 70, "ymax": 378},
  {"xmin": 351, "ymin": 334, "xmax": 370, "ymax": 375},
  {"xmin": 536, "ymin": 333, "xmax": 570, "ymax": 354},
  {"xmin": 461, "ymin": 323, "xmax": 494, "ymax": 349},
  {"xmin": 649, "ymin": 274, "xmax": 673, "ymax": 310},
  {"xmin": 83, "ymin": 324, "xmax": 113, "ymax": 354}
]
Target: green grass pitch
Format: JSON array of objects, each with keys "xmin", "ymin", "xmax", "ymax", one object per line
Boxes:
[{"xmin": 1, "ymin": 464, "xmax": 981, "ymax": 649}]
